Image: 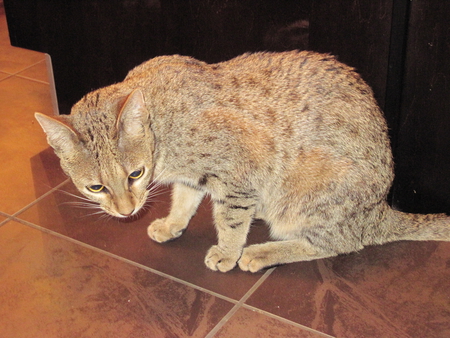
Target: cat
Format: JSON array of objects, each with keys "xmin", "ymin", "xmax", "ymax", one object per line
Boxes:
[{"xmin": 35, "ymin": 50, "xmax": 450, "ymax": 273}]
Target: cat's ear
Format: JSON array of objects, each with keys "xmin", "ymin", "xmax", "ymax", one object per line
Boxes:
[
  {"xmin": 35, "ymin": 113, "xmax": 80, "ymax": 155},
  {"xmin": 116, "ymin": 89, "xmax": 150, "ymax": 138}
]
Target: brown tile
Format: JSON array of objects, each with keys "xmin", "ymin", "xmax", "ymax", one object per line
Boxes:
[
  {"xmin": 215, "ymin": 307, "xmax": 331, "ymax": 338},
  {"xmin": 0, "ymin": 71, "xmax": 10, "ymax": 81},
  {"xmin": 17, "ymin": 59, "xmax": 50, "ymax": 83},
  {"xmin": 17, "ymin": 181, "xmax": 273, "ymax": 300},
  {"xmin": 246, "ymin": 242, "xmax": 450, "ymax": 338},
  {"xmin": 0, "ymin": 44, "xmax": 46, "ymax": 74},
  {"xmin": 0, "ymin": 76, "xmax": 66, "ymax": 214},
  {"xmin": 0, "ymin": 220, "xmax": 234, "ymax": 337}
]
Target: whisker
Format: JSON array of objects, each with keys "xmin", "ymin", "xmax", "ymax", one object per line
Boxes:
[
  {"xmin": 147, "ymin": 189, "xmax": 168, "ymax": 198},
  {"xmin": 147, "ymin": 182, "xmax": 164, "ymax": 194},
  {"xmin": 62, "ymin": 201, "xmax": 98, "ymax": 207},
  {"xmin": 57, "ymin": 189, "xmax": 92, "ymax": 202},
  {"xmin": 87, "ymin": 210, "xmax": 108, "ymax": 217},
  {"xmin": 59, "ymin": 200, "xmax": 102, "ymax": 212}
]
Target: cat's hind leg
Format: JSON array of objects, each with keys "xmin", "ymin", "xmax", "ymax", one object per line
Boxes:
[
  {"xmin": 238, "ymin": 239, "xmax": 339, "ymax": 273},
  {"xmin": 148, "ymin": 183, "xmax": 205, "ymax": 243}
]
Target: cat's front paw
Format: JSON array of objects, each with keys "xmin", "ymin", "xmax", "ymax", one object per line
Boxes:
[
  {"xmin": 147, "ymin": 218, "xmax": 185, "ymax": 243},
  {"xmin": 204, "ymin": 245, "xmax": 241, "ymax": 273}
]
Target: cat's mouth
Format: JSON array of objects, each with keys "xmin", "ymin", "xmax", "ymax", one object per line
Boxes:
[{"xmin": 107, "ymin": 189, "xmax": 152, "ymax": 219}]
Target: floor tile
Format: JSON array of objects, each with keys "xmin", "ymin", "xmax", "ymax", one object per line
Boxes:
[
  {"xmin": 0, "ymin": 76, "xmax": 66, "ymax": 214},
  {"xmin": 17, "ymin": 59, "xmax": 50, "ymax": 83},
  {"xmin": 0, "ymin": 43, "xmax": 46, "ymax": 74},
  {"xmin": 246, "ymin": 241, "xmax": 450, "ymax": 338},
  {"xmin": 0, "ymin": 220, "xmax": 234, "ymax": 338},
  {"xmin": 215, "ymin": 307, "xmax": 331, "ymax": 338},
  {"xmin": 16, "ymin": 180, "xmax": 273, "ymax": 300},
  {"xmin": 0, "ymin": 70, "xmax": 10, "ymax": 81},
  {"xmin": 0, "ymin": 214, "xmax": 8, "ymax": 225}
]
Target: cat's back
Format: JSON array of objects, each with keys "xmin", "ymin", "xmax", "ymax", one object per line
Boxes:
[
  {"xmin": 215, "ymin": 50, "xmax": 377, "ymax": 109},
  {"xmin": 125, "ymin": 54, "xmax": 208, "ymax": 82},
  {"xmin": 210, "ymin": 51, "xmax": 387, "ymax": 148}
]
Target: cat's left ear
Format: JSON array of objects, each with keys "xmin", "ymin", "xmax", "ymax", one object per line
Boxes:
[{"xmin": 116, "ymin": 89, "xmax": 150, "ymax": 138}]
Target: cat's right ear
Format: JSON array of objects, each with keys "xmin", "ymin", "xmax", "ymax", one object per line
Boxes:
[
  {"xmin": 116, "ymin": 89, "xmax": 150, "ymax": 138},
  {"xmin": 35, "ymin": 113, "xmax": 80, "ymax": 155}
]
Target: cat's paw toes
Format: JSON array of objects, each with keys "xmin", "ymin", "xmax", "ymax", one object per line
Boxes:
[
  {"xmin": 147, "ymin": 218, "xmax": 184, "ymax": 243},
  {"xmin": 204, "ymin": 245, "xmax": 240, "ymax": 273},
  {"xmin": 238, "ymin": 246, "xmax": 271, "ymax": 273}
]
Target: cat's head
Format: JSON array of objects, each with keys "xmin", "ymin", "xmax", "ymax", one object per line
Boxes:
[{"xmin": 35, "ymin": 89, "xmax": 155, "ymax": 218}]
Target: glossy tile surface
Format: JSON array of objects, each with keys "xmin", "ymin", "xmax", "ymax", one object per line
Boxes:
[
  {"xmin": 215, "ymin": 307, "xmax": 331, "ymax": 338},
  {"xmin": 2, "ymin": 5, "xmax": 450, "ymax": 337},
  {"xmin": 0, "ymin": 221, "xmax": 233, "ymax": 338},
  {"xmin": 246, "ymin": 242, "xmax": 450, "ymax": 338}
]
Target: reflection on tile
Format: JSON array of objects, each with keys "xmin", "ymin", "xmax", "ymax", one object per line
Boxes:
[
  {"xmin": 0, "ymin": 76, "xmax": 65, "ymax": 214},
  {"xmin": 17, "ymin": 180, "xmax": 272, "ymax": 300},
  {"xmin": 0, "ymin": 221, "xmax": 234, "ymax": 337},
  {"xmin": 17, "ymin": 60, "xmax": 50, "ymax": 83},
  {"xmin": 246, "ymin": 242, "xmax": 450, "ymax": 338},
  {"xmin": 216, "ymin": 307, "xmax": 330, "ymax": 338}
]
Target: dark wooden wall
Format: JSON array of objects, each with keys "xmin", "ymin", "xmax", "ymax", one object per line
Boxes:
[
  {"xmin": 391, "ymin": 1, "xmax": 450, "ymax": 213},
  {"xmin": 4, "ymin": 0, "xmax": 450, "ymax": 214}
]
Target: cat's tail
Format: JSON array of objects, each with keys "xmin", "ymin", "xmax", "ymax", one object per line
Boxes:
[{"xmin": 364, "ymin": 202, "xmax": 450, "ymax": 245}]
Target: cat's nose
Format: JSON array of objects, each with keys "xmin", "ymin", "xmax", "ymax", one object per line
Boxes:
[{"xmin": 120, "ymin": 209, "xmax": 134, "ymax": 217}]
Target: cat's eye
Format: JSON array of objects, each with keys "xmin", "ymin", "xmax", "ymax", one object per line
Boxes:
[
  {"xmin": 129, "ymin": 169, "xmax": 144, "ymax": 180},
  {"xmin": 87, "ymin": 185, "xmax": 106, "ymax": 193}
]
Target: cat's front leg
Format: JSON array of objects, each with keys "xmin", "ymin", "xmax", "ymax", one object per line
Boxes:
[
  {"xmin": 205, "ymin": 195, "xmax": 257, "ymax": 272},
  {"xmin": 148, "ymin": 183, "xmax": 205, "ymax": 243}
]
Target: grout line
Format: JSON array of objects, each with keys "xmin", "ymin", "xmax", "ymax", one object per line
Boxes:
[
  {"xmin": 9, "ymin": 216, "xmax": 240, "ymax": 305},
  {"xmin": 15, "ymin": 74, "xmax": 49, "ymax": 85},
  {"xmin": 11, "ymin": 179, "xmax": 70, "ymax": 218},
  {"xmin": 241, "ymin": 304, "xmax": 336, "ymax": 338},
  {"xmin": 12, "ymin": 58, "xmax": 47, "ymax": 75},
  {"xmin": 0, "ymin": 210, "xmax": 12, "ymax": 218},
  {"xmin": 0, "ymin": 215, "xmax": 13, "ymax": 227},
  {"xmin": 204, "ymin": 267, "xmax": 276, "ymax": 338},
  {"xmin": 0, "ymin": 72, "xmax": 13, "ymax": 82},
  {"xmin": 0, "ymin": 58, "xmax": 47, "ymax": 83}
]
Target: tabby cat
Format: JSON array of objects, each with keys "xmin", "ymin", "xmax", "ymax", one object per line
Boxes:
[{"xmin": 35, "ymin": 51, "xmax": 450, "ymax": 273}]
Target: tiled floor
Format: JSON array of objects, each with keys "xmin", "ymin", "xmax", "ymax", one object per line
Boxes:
[{"xmin": 1, "ymin": 6, "xmax": 450, "ymax": 338}]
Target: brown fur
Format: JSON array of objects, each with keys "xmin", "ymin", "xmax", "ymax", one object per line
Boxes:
[{"xmin": 35, "ymin": 51, "xmax": 450, "ymax": 273}]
